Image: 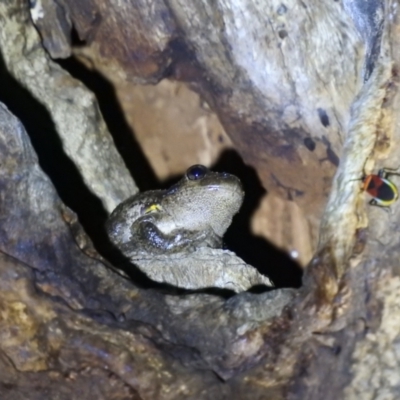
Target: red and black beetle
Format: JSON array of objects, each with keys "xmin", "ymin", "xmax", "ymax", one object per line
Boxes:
[{"xmin": 362, "ymin": 168, "xmax": 399, "ymax": 207}]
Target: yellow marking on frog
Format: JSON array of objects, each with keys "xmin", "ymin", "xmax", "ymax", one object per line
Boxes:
[{"xmin": 144, "ymin": 204, "xmax": 162, "ymax": 214}]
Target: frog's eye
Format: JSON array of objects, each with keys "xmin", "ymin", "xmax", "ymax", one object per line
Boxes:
[
  {"xmin": 186, "ymin": 164, "xmax": 208, "ymax": 181},
  {"xmin": 144, "ymin": 204, "xmax": 162, "ymax": 214}
]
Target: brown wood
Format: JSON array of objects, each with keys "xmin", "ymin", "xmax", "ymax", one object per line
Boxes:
[{"xmin": 1, "ymin": 0, "xmax": 399, "ymax": 399}]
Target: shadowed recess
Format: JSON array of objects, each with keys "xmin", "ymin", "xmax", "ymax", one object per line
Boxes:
[
  {"xmin": 57, "ymin": 55, "xmax": 158, "ymax": 191},
  {"xmin": 214, "ymin": 150, "xmax": 303, "ymax": 288},
  {"xmin": 0, "ymin": 55, "xmax": 124, "ymax": 267}
]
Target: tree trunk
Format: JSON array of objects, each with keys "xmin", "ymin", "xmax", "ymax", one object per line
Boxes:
[{"xmin": 0, "ymin": 0, "xmax": 399, "ymax": 399}]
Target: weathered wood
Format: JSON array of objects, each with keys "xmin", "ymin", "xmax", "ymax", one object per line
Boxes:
[
  {"xmin": 1, "ymin": 0, "xmax": 400, "ymax": 399},
  {"xmin": 0, "ymin": 0, "xmax": 137, "ymax": 213},
  {"xmin": 48, "ymin": 0, "xmax": 366, "ymax": 222},
  {"xmin": 0, "ymin": 102, "xmax": 294, "ymax": 398}
]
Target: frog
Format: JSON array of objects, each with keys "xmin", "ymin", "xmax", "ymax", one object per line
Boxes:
[{"xmin": 106, "ymin": 164, "xmax": 244, "ymax": 259}]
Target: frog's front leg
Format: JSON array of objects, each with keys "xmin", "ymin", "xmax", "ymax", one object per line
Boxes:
[{"xmin": 133, "ymin": 219, "xmax": 221, "ymax": 254}]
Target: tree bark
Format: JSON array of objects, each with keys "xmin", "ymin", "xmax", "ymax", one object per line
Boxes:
[{"xmin": 1, "ymin": 0, "xmax": 399, "ymax": 399}]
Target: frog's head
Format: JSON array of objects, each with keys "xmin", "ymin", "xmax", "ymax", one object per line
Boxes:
[{"xmin": 163, "ymin": 165, "xmax": 244, "ymax": 237}]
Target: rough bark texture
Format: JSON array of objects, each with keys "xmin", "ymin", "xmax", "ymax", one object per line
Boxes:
[
  {"xmin": 1, "ymin": 0, "xmax": 400, "ymax": 399},
  {"xmin": 56, "ymin": 0, "xmax": 366, "ymax": 221},
  {"xmin": 129, "ymin": 248, "xmax": 273, "ymax": 291},
  {"xmin": 0, "ymin": 0, "xmax": 137, "ymax": 213}
]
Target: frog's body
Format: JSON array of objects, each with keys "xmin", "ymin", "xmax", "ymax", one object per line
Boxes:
[{"xmin": 106, "ymin": 165, "xmax": 244, "ymax": 258}]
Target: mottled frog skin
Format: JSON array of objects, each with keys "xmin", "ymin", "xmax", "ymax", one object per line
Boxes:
[{"xmin": 106, "ymin": 165, "xmax": 244, "ymax": 258}]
